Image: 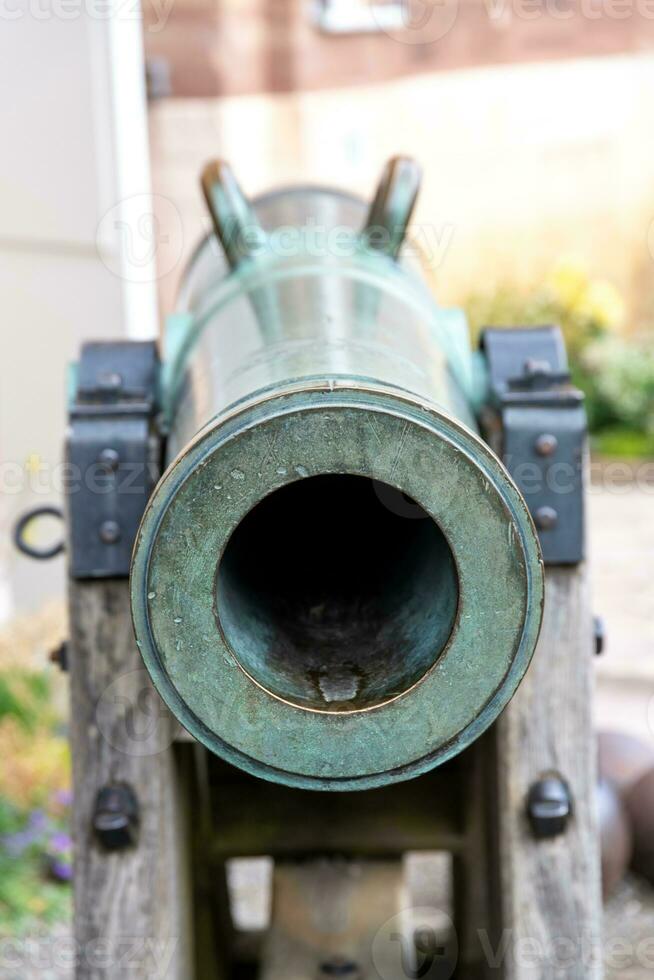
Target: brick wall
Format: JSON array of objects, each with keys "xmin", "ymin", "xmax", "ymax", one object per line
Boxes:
[{"xmin": 144, "ymin": 0, "xmax": 654, "ymax": 97}]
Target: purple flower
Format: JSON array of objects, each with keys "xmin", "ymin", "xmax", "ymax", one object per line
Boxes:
[
  {"xmin": 1, "ymin": 813, "xmax": 48, "ymax": 855},
  {"xmin": 2, "ymin": 829, "xmax": 35, "ymax": 857},
  {"xmin": 49, "ymin": 858, "xmax": 73, "ymax": 883},
  {"xmin": 49, "ymin": 832, "xmax": 72, "ymax": 854},
  {"xmin": 28, "ymin": 809, "xmax": 48, "ymax": 831},
  {"xmin": 52, "ymin": 789, "xmax": 73, "ymax": 808}
]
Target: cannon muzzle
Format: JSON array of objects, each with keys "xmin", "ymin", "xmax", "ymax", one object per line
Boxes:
[{"xmin": 131, "ymin": 160, "xmax": 544, "ymax": 790}]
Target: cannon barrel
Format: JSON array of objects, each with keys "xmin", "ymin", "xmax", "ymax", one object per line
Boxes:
[{"xmin": 131, "ymin": 159, "xmax": 544, "ymax": 790}]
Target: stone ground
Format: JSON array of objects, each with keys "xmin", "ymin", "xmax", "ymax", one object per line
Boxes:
[
  {"xmin": 1, "ymin": 476, "xmax": 653, "ymax": 979},
  {"xmin": 591, "ymin": 475, "xmax": 654, "ymax": 978},
  {"xmin": 592, "ymin": 473, "xmax": 654, "ymax": 747}
]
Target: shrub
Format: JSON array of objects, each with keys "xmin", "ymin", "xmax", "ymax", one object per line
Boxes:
[{"xmin": 464, "ymin": 259, "xmax": 653, "ymax": 457}]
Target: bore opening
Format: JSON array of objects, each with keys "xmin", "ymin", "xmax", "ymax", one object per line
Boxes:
[{"xmin": 215, "ymin": 475, "xmax": 459, "ymax": 712}]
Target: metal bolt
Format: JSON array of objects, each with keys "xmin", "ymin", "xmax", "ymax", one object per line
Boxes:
[
  {"xmin": 534, "ymin": 506, "xmax": 558, "ymax": 531},
  {"xmin": 534, "ymin": 433, "xmax": 558, "ymax": 457},
  {"xmin": 319, "ymin": 958, "xmax": 361, "ymax": 977},
  {"xmin": 97, "ymin": 448, "xmax": 120, "ymax": 473},
  {"xmin": 93, "ymin": 784, "xmax": 139, "ymax": 851},
  {"xmin": 49, "ymin": 641, "xmax": 69, "ymax": 672},
  {"xmin": 527, "ymin": 776, "xmax": 572, "ymax": 839},
  {"xmin": 594, "ymin": 614, "xmax": 606, "ymax": 656},
  {"xmin": 524, "ymin": 358, "xmax": 551, "ymax": 376},
  {"xmin": 99, "ymin": 520, "xmax": 121, "ymax": 544},
  {"xmin": 97, "ymin": 371, "xmax": 123, "ymax": 393}
]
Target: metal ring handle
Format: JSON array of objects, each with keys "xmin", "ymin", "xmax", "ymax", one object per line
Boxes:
[
  {"xmin": 200, "ymin": 159, "xmax": 266, "ymax": 270},
  {"xmin": 13, "ymin": 506, "xmax": 65, "ymax": 560},
  {"xmin": 362, "ymin": 156, "xmax": 422, "ymax": 259}
]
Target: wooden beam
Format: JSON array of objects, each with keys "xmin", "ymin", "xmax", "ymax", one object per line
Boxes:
[
  {"xmin": 207, "ymin": 763, "xmax": 465, "ymax": 859},
  {"xmin": 68, "ymin": 580, "xmax": 194, "ymax": 979},
  {"xmin": 494, "ymin": 565, "xmax": 603, "ymax": 978}
]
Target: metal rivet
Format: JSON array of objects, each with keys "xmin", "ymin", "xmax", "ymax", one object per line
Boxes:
[
  {"xmin": 534, "ymin": 433, "xmax": 558, "ymax": 457},
  {"xmin": 534, "ymin": 506, "xmax": 558, "ymax": 531},
  {"xmin": 594, "ymin": 614, "xmax": 606, "ymax": 656},
  {"xmin": 93, "ymin": 784, "xmax": 139, "ymax": 851},
  {"xmin": 49, "ymin": 640, "xmax": 69, "ymax": 672},
  {"xmin": 97, "ymin": 448, "xmax": 120, "ymax": 472},
  {"xmin": 99, "ymin": 520, "xmax": 121, "ymax": 544},
  {"xmin": 524, "ymin": 358, "xmax": 551, "ymax": 376},
  {"xmin": 97, "ymin": 371, "xmax": 123, "ymax": 393},
  {"xmin": 527, "ymin": 776, "xmax": 572, "ymax": 838}
]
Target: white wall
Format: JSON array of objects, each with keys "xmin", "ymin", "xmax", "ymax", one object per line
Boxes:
[{"xmin": 0, "ymin": 1, "xmax": 157, "ymax": 619}]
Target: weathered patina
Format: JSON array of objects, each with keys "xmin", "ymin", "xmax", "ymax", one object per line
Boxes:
[{"xmin": 130, "ymin": 160, "xmax": 544, "ymax": 790}]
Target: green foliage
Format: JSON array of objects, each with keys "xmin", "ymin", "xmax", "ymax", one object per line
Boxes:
[
  {"xmin": 0, "ymin": 795, "xmax": 72, "ymax": 936},
  {"xmin": 0, "ymin": 661, "xmax": 71, "ymax": 936},
  {"xmin": 592, "ymin": 427, "xmax": 654, "ymax": 458},
  {"xmin": 576, "ymin": 338, "xmax": 654, "ymax": 435},
  {"xmin": 0, "ymin": 669, "xmax": 53, "ymax": 732},
  {"xmin": 464, "ymin": 260, "xmax": 653, "ymax": 457},
  {"xmin": 0, "ymin": 676, "xmax": 32, "ymax": 729}
]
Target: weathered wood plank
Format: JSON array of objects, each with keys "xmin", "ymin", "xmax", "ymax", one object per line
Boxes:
[
  {"xmin": 67, "ymin": 556, "xmax": 601, "ymax": 979},
  {"xmin": 68, "ymin": 579, "xmax": 194, "ymax": 979},
  {"xmin": 206, "ymin": 762, "xmax": 465, "ymax": 859},
  {"xmin": 495, "ymin": 565, "xmax": 602, "ymax": 979},
  {"xmin": 453, "ymin": 737, "xmax": 497, "ymax": 979}
]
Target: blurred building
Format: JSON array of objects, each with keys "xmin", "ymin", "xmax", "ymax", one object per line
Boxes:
[
  {"xmin": 3, "ymin": 0, "xmax": 654, "ymax": 616},
  {"xmin": 146, "ymin": 0, "xmax": 654, "ymax": 314}
]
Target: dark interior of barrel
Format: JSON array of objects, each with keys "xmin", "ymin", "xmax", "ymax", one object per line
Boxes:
[{"xmin": 215, "ymin": 474, "xmax": 459, "ymax": 712}]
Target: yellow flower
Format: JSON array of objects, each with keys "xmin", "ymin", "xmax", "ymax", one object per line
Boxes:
[
  {"xmin": 573, "ymin": 279, "xmax": 626, "ymax": 330},
  {"xmin": 0, "ymin": 719, "xmax": 70, "ymax": 807},
  {"xmin": 547, "ymin": 259, "xmax": 589, "ymax": 309}
]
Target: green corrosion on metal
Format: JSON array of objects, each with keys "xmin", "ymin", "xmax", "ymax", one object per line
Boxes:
[{"xmin": 130, "ymin": 160, "xmax": 544, "ymax": 791}]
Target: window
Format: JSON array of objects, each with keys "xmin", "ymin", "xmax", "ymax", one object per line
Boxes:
[{"xmin": 312, "ymin": 0, "xmax": 407, "ymax": 34}]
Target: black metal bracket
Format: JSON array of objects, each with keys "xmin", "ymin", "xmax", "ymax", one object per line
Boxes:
[
  {"xmin": 66, "ymin": 341, "xmax": 161, "ymax": 579},
  {"xmin": 481, "ymin": 326, "xmax": 587, "ymax": 565}
]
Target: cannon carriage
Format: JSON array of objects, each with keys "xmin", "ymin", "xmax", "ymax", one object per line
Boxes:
[{"xmin": 63, "ymin": 159, "xmax": 601, "ymax": 979}]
